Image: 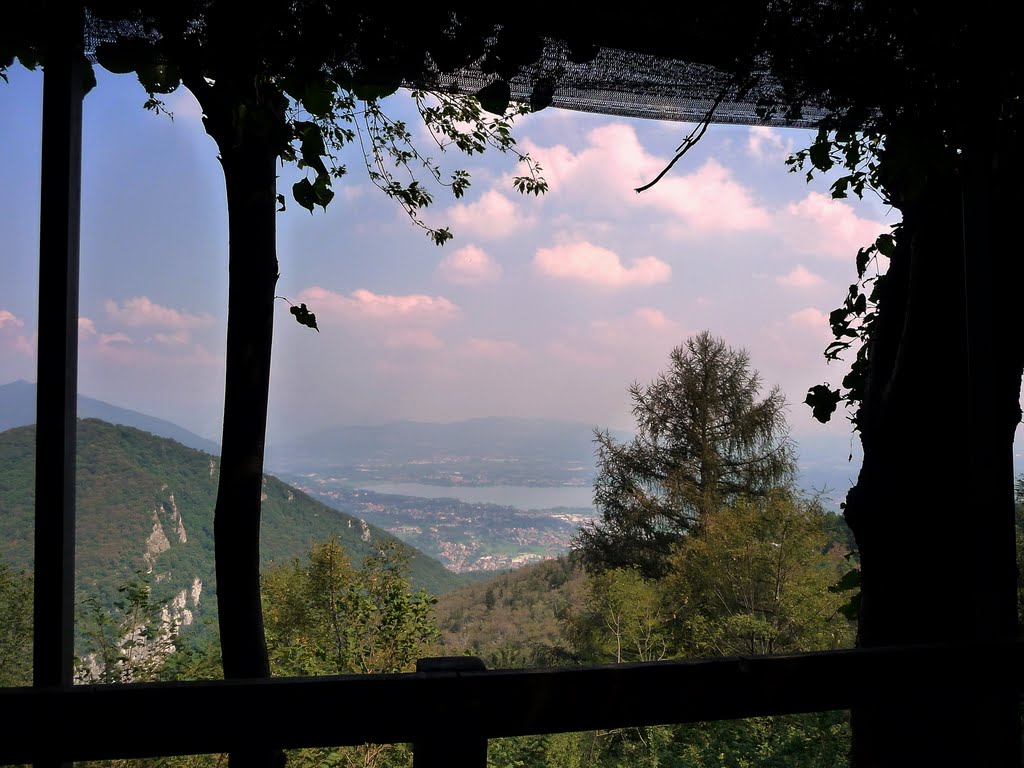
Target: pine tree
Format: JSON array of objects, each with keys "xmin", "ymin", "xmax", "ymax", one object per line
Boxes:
[{"xmin": 575, "ymin": 331, "xmax": 795, "ymax": 577}]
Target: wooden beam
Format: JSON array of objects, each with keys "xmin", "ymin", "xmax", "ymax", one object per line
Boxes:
[
  {"xmin": 1, "ymin": 642, "xmax": 1020, "ymax": 765},
  {"xmin": 33, "ymin": 2, "xmax": 83, "ymax": 692}
]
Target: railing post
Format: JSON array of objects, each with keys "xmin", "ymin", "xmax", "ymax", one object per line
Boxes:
[{"xmin": 413, "ymin": 657, "xmax": 488, "ymax": 768}]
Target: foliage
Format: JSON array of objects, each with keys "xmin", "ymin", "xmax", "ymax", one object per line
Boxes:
[
  {"xmin": 262, "ymin": 536, "xmax": 438, "ymax": 677},
  {"xmin": 575, "ymin": 331, "xmax": 795, "ymax": 578},
  {"xmin": 262, "ymin": 537, "xmax": 437, "ymax": 768},
  {"xmin": 567, "ymin": 567, "xmax": 671, "ymax": 664},
  {"xmin": 77, "ymin": 575, "xmax": 177, "ymax": 684},
  {"xmin": 0, "ymin": 558, "xmax": 32, "ymax": 686},
  {"xmin": 665, "ymin": 490, "xmax": 854, "ymax": 658}
]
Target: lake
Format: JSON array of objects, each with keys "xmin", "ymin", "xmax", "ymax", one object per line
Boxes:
[{"xmin": 352, "ymin": 481, "xmax": 594, "ymax": 511}]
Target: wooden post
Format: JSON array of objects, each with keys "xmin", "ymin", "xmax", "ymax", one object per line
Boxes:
[
  {"xmin": 413, "ymin": 657, "xmax": 489, "ymax": 768},
  {"xmin": 33, "ymin": 0, "xmax": 83, "ymax": 708}
]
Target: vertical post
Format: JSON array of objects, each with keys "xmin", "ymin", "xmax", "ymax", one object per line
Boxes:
[
  {"xmin": 33, "ymin": 0, "xmax": 83, "ymax": 703},
  {"xmin": 413, "ymin": 657, "xmax": 488, "ymax": 768}
]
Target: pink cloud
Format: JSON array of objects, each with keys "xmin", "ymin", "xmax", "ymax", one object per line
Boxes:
[
  {"xmin": 297, "ymin": 287, "xmax": 459, "ymax": 324},
  {"xmin": 788, "ymin": 307, "xmax": 830, "ymax": 333},
  {"xmin": 78, "ymin": 317, "xmax": 96, "ymax": 337},
  {"xmin": 591, "ymin": 308, "xmax": 682, "ymax": 347},
  {"xmin": 783, "ymin": 192, "xmax": 884, "ymax": 259},
  {"xmin": 99, "ymin": 332, "xmax": 133, "ymax": 346},
  {"xmin": 776, "ymin": 265, "xmax": 826, "ymax": 289},
  {"xmin": 522, "ymin": 124, "xmax": 770, "ymax": 234},
  {"xmin": 0, "ymin": 309, "xmax": 24, "ymax": 329},
  {"xmin": 459, "ymin": 337, "xmax": 526, "ymax": 360},
  {"xmin": 447, "ymin": 190, "xmax": 535, "ymax": 239},
  {"xmin": 437, "ymin": 244, "xmax": 502, "ymax": 285},
  {"xmin": 104, "ymin": 297, "xmax": 215, "ymax": 329},
  {"xmin": 382, "ymin": 330, "xmax": 444, "ymax": 350},
  {"xmin": 154, "ymin": 330, "xmax": 191, "ymax": 346},
  {"xmin": 534, "ymin": 241, "xmax": 671, "ymax": 287},
  {"xmin": 11, "ymin": 335, "xmax": 34, "ymax": 357}
]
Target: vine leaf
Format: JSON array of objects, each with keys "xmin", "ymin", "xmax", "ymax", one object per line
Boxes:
[
  {"xmin": 289, "ymin": 303, "xmax": 319, "ymax": 332},
  {"xmin": 805, "ymin": 384, "xmax": 841, "ymax": 424}
]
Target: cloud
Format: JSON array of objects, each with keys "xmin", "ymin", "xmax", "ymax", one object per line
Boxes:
[
  {"xmin": 591, "ymin": 307, "xmax": 681, "ymax": 347},
  {"xmin": 382, "ymin": 330, "xmax": 444, "ymax": 350},
  {"xmin": 437, "ymin": 244, "xmax": 503, "ymax": 285},
  {"xmin": 78, "ymin": 317, "xmax": 96, "ymax": 337},
  {"xmin": 447, "ymin": 190, "xmax": 536, "ymax": 239},
  {"xmin": 747, "ymin": 126, "xmax": 794, "ymax": 162},
  {"xmin": 534, "ymin": 241, "xmax": 671, "ymax": 287},
  {"xmin": 296, "ymin": 287, "xmax": 459, "ymax": 324},
  {"xmin": 522, "ymin": 123, "xmax": 770, "ymax": 234},
  {"xmin": 458, "ymin": 337, "xmax": 526, "ymax": 360},
  {"xmin": 99, "ymin": 332, "xmax": 133, "ymax": 346},
  {"xmin": 104, "ymin": 297, "xmax": 215, "ymax": 329},
  {"xmin": 787, "ymin": 307, "xmax": 830, "ymax": 333},
  {"xmin": 0, "ymin": 309, "xmax": 24, "ymax": 329},
  {"xmin": 776, "ymin": 265, "xmax": 826, "ymax": 289},
  {"xmin": 783, "ymin": 192, "xmax": 885, "ymax": 259},
  {"xmin": 154, "ymin": 330, "xmax": 191, "ymax": 346}
]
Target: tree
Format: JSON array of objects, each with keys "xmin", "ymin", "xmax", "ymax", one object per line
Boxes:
[
  {"xmin": 575, "ymin": 331, "xmax": 795, "ymax": 578},
  {"xmin": 665, "ymin": 490, "xmax": 853, "ymax": 658},
  {"xmin": 0, "ymin": 559, "xmax": 32, "ymax": 687},
  {"xmin": 261, "ymin": 537, "xmax": 438, "ymax": 768}
]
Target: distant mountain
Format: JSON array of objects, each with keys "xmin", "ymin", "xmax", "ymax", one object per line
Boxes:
[
  {"xmin": 0, "ymin": 420, "xmax": 464, "ymax": 649},
  {"xmin": 0, "ymin": 379, "xmax": 220, "ymax": 455}
]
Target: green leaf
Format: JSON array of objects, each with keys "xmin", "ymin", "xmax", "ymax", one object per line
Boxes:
[
  {"xmin": 289, "ymin": 303, "xmax": 319, "ymax": 332},
  {"xmin": 292, "ymin": 178, "xmax": 317, "ymax": 213},
  {"xmin": 475, "ymin": 79, "xmax": 511, "ymax": 116},
  {"xmin": 804, "ymin": 384, "xmax": 841, "ymax": 423},
  {"xmin": 829, "ymin": 569, "xmax": 861, "ymax": 593},
  {"xmin": 301, "ymin": 79, "xmax": 336, "ymax": 118},
  {"xmin": 855, "ymin": 246, "xmax": 871, "ymax": 278},
  {"xmin": 874, "ymin": 233, "xmax": 896, "ymax": 257}
]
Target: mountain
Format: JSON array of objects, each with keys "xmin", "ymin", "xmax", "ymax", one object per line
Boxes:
[
  {"xmin": 0, "ymin": 420, "xmax": 464, "ymax": 644},
  {"xmin": 0, "ymin": 380, "xmax": 220, "ymax": 455}
]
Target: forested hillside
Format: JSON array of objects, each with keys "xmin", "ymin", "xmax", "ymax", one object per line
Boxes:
[{"xmin": 0, "ymin": 419, "xmax": 463, "ymax": 638}]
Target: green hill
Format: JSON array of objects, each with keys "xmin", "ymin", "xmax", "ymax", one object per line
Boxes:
[{"xmin": 0, "ymin": 420, "xmax": 464, "ymax": 636}]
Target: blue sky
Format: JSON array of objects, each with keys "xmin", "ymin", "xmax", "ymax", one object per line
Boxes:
[{"xmin": 1, "ymin": 63, "xmax": 899, "ymax": 469}]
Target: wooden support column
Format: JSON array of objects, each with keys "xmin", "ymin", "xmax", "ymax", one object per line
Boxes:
[
  {"xmin": 413, "ymin": 657, "xmax": 489, "ymax": 768},
  {"xmin": 33, "ymin": 1, "xmax": 83, "ymax": 702}
]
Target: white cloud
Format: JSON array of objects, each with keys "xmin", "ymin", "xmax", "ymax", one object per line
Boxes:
[
  {"xmin": 783, "ymin": 192, "xmax": 884, "ymax": 259},
  {"xmin": 297, "ymin": 287, "xmax": 459, "ymax": 323},
  {"xmin": 747, "ymin": 126, "xmax": 794, "ymax": 162},
  {"xmin": 534, "ymin": 241, "xmax": 671, "ymax": 287},
  {"xmin": 447, "ymin": 190, "xmax": 535, "ymax": 239},
  {"xmin": 0, "ymin": 309, "xmax": 24, "ymax": 329},
  {"xmin": 437, "ymin": 244, "xmax": 502, "ymax": 285},
  {"xmin": 776, "ymin": 265, "xmax": 826, "ymax": 289},
  {"xmin": 104, "ymin": 297, "xmax": 215, "ymax": 329}
]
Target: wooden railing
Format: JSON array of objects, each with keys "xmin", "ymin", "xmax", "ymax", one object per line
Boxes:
[{"xmin": 3, "ymin": 641, "xmax": 1021, "ymax": 766}]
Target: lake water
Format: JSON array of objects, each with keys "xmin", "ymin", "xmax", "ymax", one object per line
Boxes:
[{"xmin": 353, "ymin": 481, "xmax": 594, "ymax": 511}]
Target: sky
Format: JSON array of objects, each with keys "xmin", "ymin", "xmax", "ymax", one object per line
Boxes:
[{"xmin": 0, "ymin": 63, "xmax": 899, "ymax": 467}]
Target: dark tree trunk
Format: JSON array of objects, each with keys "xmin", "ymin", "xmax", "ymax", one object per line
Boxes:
[
  {"xmin": 847, "ymin": 124, "xmax": 1023, "ymax": 765},
  {"xmin": 188, "ymin": 75, "xmax": 288, "ymax": 768}
]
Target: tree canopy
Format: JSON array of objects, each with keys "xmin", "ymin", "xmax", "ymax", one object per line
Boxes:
[{"xmin": 575, "ymin": 331, "xmax": 795, "ymax": 578}]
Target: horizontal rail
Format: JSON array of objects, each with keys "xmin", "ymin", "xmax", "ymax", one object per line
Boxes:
[{"xmin": 3, "ymin": 641, "xmax": 1021, "ymax": 765}]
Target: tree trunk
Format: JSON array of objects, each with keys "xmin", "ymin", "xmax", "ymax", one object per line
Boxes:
[
  {"xmin": 191, "ymin": 76, "xmax": 288, "ymax": 768},
  {"xmin": 847, "ymin": 125, "xmax": 1022, "ymax": 765}
]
